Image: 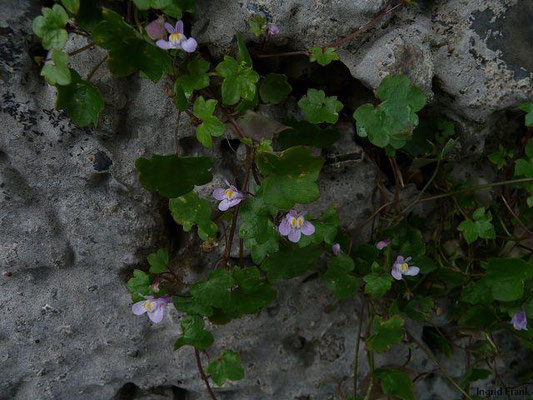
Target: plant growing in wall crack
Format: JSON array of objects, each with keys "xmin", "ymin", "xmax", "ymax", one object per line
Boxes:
[{"xmin": 33, "ymin": 1, "xmax": 533, "ymax": 399}]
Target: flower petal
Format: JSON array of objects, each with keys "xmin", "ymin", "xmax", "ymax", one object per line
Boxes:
[
  {"xmin": 301, "ymin": 221, "xmax": 315, "ymax": 236},
  {"xmin": 279, "ymin": 218, "xmax": 290, "ymax": 236},
  {"xmin": 288, "ymin": 229, "xmax": 301, "ymax": 243},
  {"xmin": 218, "ymin": 199, "xmax": 231, "ymax": 211},
  {"xmin": 132, "ymin": 301, "xmax": 146, "ymax": 315},
  {"xmin": 147, "ymin": 307, "xmax": 164, "ymax": 323},
  {"xmin": 225, "ymin": 198, "xmax": 242, "ymax": 209},
  {"xmin": 146, "ymin": 19, "xmax": 166, "ymax": 40},
  {"xmin": 288, "ymin": 210, "xmax": 298, "ymax": 218},
  {"xmin": 156, "ymin": 40, "xmax": 172, "ymax": 50},
  {"xmin": 213, "ymin": 188, "xmax": 225, "ymax": 200},
  {"xmin": 175, "ymin": 20, "xmax": 184, "ymax": 34},
  {"xmin": 181, "ymin": 37, "xmax": 198, "ymax": 53},
  {"xmin": 391, "ymin": 267, "xmax": 403, "ymax": 280},
  {"xmin": 405, "ymin": 266, "xmax": 420, "ymax": 276},
  {"xmin": 332, "ymin": 243, "xmax": 340, "ymax": 256},
  {"xmin": 164, "ymin": 23, "xmax": 175, "ymax": 34}
]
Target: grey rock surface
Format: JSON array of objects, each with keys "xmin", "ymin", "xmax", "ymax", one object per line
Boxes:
[{"xmin": 1, "ymin": 1, "xmax": 532, "ymax": 400}]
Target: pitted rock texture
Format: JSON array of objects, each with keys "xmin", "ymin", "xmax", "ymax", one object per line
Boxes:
[{"xmin": 1, "ymin": 1, "xmax": 532, "ymax": 400}]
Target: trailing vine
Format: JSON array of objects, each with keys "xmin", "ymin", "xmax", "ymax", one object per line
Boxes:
[{"xmin": 32, "ymin": 1, "xmax": 533, "ymax": 399}]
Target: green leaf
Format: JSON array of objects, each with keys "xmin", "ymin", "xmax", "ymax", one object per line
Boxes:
[
  {"xmin": 276, "ymin": 120, "xmax": 341, "ymax": 150},
  {"xmin": 216, "ymin": 56, "xmax": 259, "ymax": 105},
  {"xmin": 190, "ymin": 269, "xmax": 236, "ymax": 310},
  {"xmin": 460, "ymin": 369, "xmax": 491, "ymax": 387},
  {"xmin": 193, "ymin": 97, "xmax": 226, "ymax": 149},
  {"xmin": 132, "ymin": 0, "xmax": 152, "ymax": 9},
  {"xmin": 61, "ymin": 0, "xmax": 80, "ymax": 14},
  {"xmin": 147, "ymin": 248, "xmax": 169, "ymax": 274},
  {"xmin": 256, "ymin": 146, "xmax": 324, "ymax": 210},
  {"xmin": 309, "ymin": 47, "xmax": 339, "ymax": 66},
  {"xmin": 206, "ymin": 350, "xmax": 245, "ymax": 386},
  {"xmin": 520, "ymin": 102, "xmax": 533, "ymax": 127},
  {"xmin": 374, "ymin": 369, "xmax": 414, "ymax": 400},
  {"xmin": 228, "ymin": 267, "xmax": 277, "ymax": 315},
  {"xmin": 248, "ymin": 14, "xmax": 267, "ymax": 36},
  {"xmin": 515, "ymin": 158, "xmax": 533, "ymax": 178},
  {"xmin": 41, "ymin": 50, "xmax": 71, "ymax": 86},
  {"xmin": 488, "ymin": 145, "xmax": 513, "ymax": 170},
  {"xmin": 367, "ymin": 315, "xmax": 404, "ymax": 351},
  {"xmin": 457, "ymin": 207, "xmax": 495, "ymax": 244},
  {"xmin": 297, "ymin": 208, "xmax": 339, "ymax": 247},
  {"xmin": 133, "ymin": 0, "xmax": 194, "ymax": 17},
  {"xmin": 127, "ymin": 269, "xmax": 154, "ymax": 301},
  {"xmin": 77, "ymin": 0, "xmax": 103, "ymax": 33},
  {"xmin": 403, "ymin": 118, "xmax": 455, "ymax": 156},
  {"xmin": 298, "ymin": 89, "xmax": 343, "ymax": 124},
  {"xmin": 353, "ymin": 75, "xmax": 426, "ymax": 149},
  {"xmin": 56, "ymin": 70, "xmax": 104, "ymax": 127},
  {"xmin": 458, "ymin": 305, "xmax": 497, "ymax": 329},
  {"xmin": 262, "ymin": 246, "xmax": 322, "ymax": 283},
  {"xmin": 175, "ymin": 57, "xmax": 210, "ymax": 97},
  {"xmin": 135, "ymin": 154, "xmax": 213, "ymax": 198},
  {"xmin": 363, "ymin": 271, "xmax": 393, "ymax": 298},
  {"xmin": 461, "ymin": 280, "xmax": 492, "ymax": 305},
  {"xmin": 322, "ymin": 253, "xmax": 360, "ymax": 299},
  {"xmin": 173, "ymin": 295, "xmax": 213, "ymax": 317},
  {"xmin": 259, "ymin": 73, "xmax": 292, "ymax": 104},
  {"xmin": 236, "ymin": 32, "xmax": 253, "ymax": 68},
  {"xmin": 174, "ymin": 316, "xmax": 214, "ymax": 350},
  {"xmin": 32, "ymin": 5, "xmax": 69, "ymax": 50},
  {"xmin": 238, "ymin": 191, "xmax": 278, "ymax": 244},
  {"xmin": 91, "ymin": 9, "xmax": 171, "ymax": 82},
  {"xmin": 169, "ymin": 191, "xmax": 217, "ymax": 239},
  {"xmin": 483, "ymin": 258, "xmax": 533, "ymax": 302}
]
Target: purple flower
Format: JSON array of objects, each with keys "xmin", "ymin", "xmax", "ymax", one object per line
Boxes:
[
  {"xmin": 376, "ymin": 239, "xmax": 391, "ymax": 250},
  {"xmin": 268, "ymin": 24, "xmax": 280, "ymax": 36},
  {"xmin": 132, "ymin": 295, "xmax": 171, "ymax": 323},
  {"xmin": 511, "ymin": 311, "xmax": 528, "ymax": 331},
  {"xmin": 391, "ymin": 255, "xmax": 419, "ymax": 281},
  {"xmin": 279, "ymin": 210, "xmax": 315, "ymax": 243},
  {"xmin": 156, "ymin": 20, "xmax": 197, "ymax": 53},
  {"xmin": 213, "ymin": 181, "xmax": 245, "ymax": 211},
  {"xmin": 145, "ymin": 18, "xmax": 166, "ymax": 41},
  {"xmin": 332, "ymin": 243, "xmax": 341, "ymax": 256}
]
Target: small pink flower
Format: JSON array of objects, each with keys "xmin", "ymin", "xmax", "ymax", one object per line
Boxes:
[
  {"xmin": 376, "ymin": 239, "xmax": 391, "ymax": 250},
  {"xmin": 145, "ymin": 18, "xmax": 166, "ymax": 41},
  {"xmin": 132, "ymin": 295, "xmax": 171, "ymax": 323},
  {"xmin": 212, "ymin": 180, "xmax": 245, "ymax": 211},
  {"xmin": 156, "ymin": 20, "xmax": 197, "ymax": 53},
  {"xmin": 332, "ymin": 243, "xmax": 341, "ymax": 255},
  {"xmin": 279, "ymin": 210, "xmax": 315, "ymax": 243},
  {"xmin": 511, "ymin": 311, "xmax": 527, "ymax": 331},
  {"xmin": 391, "ymin": 255, "xmax": 419, "ymax": 281},
  {"xmin": 268, "ymin": 24, "xmax": 279, "ymax": 36},
  {"xmin": 151, "ymin": 280, "xmax": 160, "ymax": 293}
]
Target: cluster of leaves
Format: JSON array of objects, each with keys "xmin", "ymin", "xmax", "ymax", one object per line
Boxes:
[{"xmin": 33, "ymin": 2, "xmax": 533, "ymax": 399}]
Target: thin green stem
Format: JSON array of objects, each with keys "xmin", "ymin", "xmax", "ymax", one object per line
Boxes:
[
  {"xmin": 407, "ymin": 329, "xmax": 473, "ymax": 400},
  {"xmin": 353, "ymin": 298, "xmax": 365, "ymax": 397}
]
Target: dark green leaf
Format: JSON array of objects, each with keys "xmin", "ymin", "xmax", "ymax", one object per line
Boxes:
[
  {"xmin": 248, "ymin": 14, "xmax": 267, "ymax": 36},
  {"xmin": 353, "ymin": 75, "xmax": 426, "ymax": 149},
  {"xmin": 363, "ymin": 272, "xmax": 393, "ymax": 298},
  {"xmin": 56, "ymin": 70, "xmax": 104, "ymax": 126},
  {"xmin": 276, "ymin": 120, "xmax": 341, "ymax": 150},
  {"xmin": 483, "ymin": 258, "xmax": 533, "ymax": 302},
  {"xmin": 461, "ymin": 280, "xmax": 493, "ymax": 305},
  {"xmin": 61, "ymin": 0, "xmax": 80, "ymax": 14},
  {"xmin": 169, "ymin": 191, "xmax": 217, "ymax": 239},
  {"xmin": 190, "ymin": 269, "xmax": 236, "ymax": 309},
  {"xmin": 460, "ymin": 369, "xmax": 491, "ymax": 387},
  {"xmin": 173, "ymin": 295, "xmax": 213, "ymax": 317},
  {"xmin": 206, "ymin": 350, "xmax": 245, "ymax": 386},
  {"xmin": 216, "ymin": 56, "xmax": 259, "ymax": 105},
  {"xmin": 147, "ymin": 248, "xmax": 169, "ymax": 274},
  {"xmin": 259, "ymin": 73, "xmax": 292, "ymax": 104},
  {"xmin": 298, "ymin": 88, "xmax": 343, "ymax": 124},
  {"xmin": 174, "ymin": 315, "xmax": 214, "ymax": 350},
  {"xmin": 256, "ymin": 146, "xmax": 324, "ymax": 210},
  {"xmin": 193, "ymin": 96, "xmax": 226, "ymax": 149},
  {"xmin": 457, "ymin": 208, "xmax": 495, "ymax": 244},
  {"xmin": 262, "ymin": 246, "xmax": 322, "ymax": 282},
  {"xmin": 127, "ymin": 269, "xmax": 154, "ymax": 301},
  {"xmin": 367, "ymin": 315, "xmax": 404, "ymax": 351},
  {"xmin": 374, "ymin": 368, "xmax": 414, "ymax": 400},
  {"xmin": 322, "ymin": 253, "xmax": 360, "ymax": 299},
  {"xmin": 176, "ymin": 57, "xmax": 210, "ymax": 97},
  {"xmin": 520, "ymin": 102, "xmax": 533, "ymax": 127},
  {"xmin": 236, "ymin": 32, "xmax": 253, "ymax": 67},
  {"xmin": 135, "ymin": 154, "xmax": 213, "ymax": 198}
]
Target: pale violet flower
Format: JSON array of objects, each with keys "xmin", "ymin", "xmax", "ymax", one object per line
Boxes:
[
  {"xmin": 279, "ymin": 210, "xmax": 315, "ymax": 243},
  {"xmin": 511, "ymin": 311, "xmax": 528, "ymax": 331},
  {"xmin": 391, "ymin": 255, "xmax": 419, "ymax": 281},
  {"xmin": 332, "ymin": 243, "xmax": 341, "ymax": 255},
  {"xmin": 145, "ymin": 18, "xmax": 166, "ymax": 41},
  {"xmin": 132, "ymin": 295, "xmax": 171, "ymax": 323},
  {"xmin": 156, "ymin": 21, "xmax": 197, "ymax": 53},
  {"xmin": 268, "ymin": 24, "xmax": 280, "ymax": 36},
  {"xmin": 376, "ymin": 239, "xmax": 391, "ymax": 250},
  {"xmin": 213, "ymin": 181, "xmax": 245, "ymax": 211}
]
